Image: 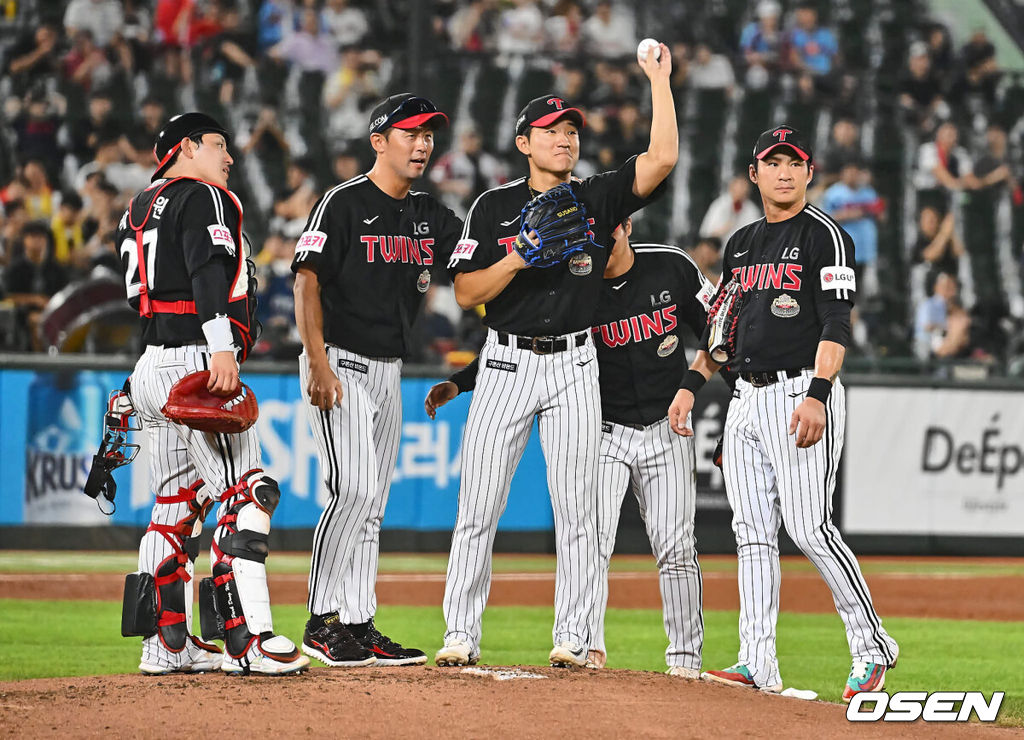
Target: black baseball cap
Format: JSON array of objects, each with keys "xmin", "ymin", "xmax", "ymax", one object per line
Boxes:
[
  {"xmin": 515, "ymin": 95, "xmax": 586, "ymax": 137},
  {"xmin": 753, "ymin": 125, "xmax": 813, "ymax": 162},
  {"xmin": 368, "ymin": 93, "xmax": 448, "ymax": 135},
  {"xmin": 152, "ymin": 112, "xmax": 229, "ymax": 181}
]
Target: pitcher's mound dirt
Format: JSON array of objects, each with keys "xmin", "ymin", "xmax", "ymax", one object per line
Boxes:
[{"xmin": 0, "ymin": 667, "xmax": 1015, "ymax": 739}]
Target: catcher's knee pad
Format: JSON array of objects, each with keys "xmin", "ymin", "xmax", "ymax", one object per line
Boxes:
[
  {"xmin": 205, "ymin": 471, "xmax": 279, "ymax": 657},
  {"xmin": 137, "ymin": 480, "xmax": 214, "ymax": 650}
]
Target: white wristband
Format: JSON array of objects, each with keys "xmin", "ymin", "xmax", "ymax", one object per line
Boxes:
[{"xmin": 202, "ymin": 315, "xmax": 236, "ymax": 354}]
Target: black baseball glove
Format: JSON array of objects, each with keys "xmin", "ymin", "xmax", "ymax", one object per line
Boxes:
[
  {"xmin": 706, "ymin": 278, "xmax": 746, "ymax": 364},
  {"xmin": 515, "ymin": 183, "xmax": 598, "ymax": 268}
]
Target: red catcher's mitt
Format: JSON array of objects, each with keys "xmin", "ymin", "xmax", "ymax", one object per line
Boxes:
[{"xmin": 161, "ymin": 371, "xmax": 258, "ymax": 434}]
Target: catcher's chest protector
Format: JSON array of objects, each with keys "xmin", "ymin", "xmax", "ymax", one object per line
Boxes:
[{"xmin": 121, "ymin": 177, "xmax": 258, "ymax": 359}]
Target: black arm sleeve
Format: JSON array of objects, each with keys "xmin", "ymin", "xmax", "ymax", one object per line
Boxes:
[
  {"xmin": 819, "ymin": 300, "xmax": 852, "ymax": 346},
  {"xmin": 191, "ymin": 257, "xmax": 233, "ymax": 324},
  {"xmin": 448, "ymin": 356, "xmax": 480, "ymax": 394}
]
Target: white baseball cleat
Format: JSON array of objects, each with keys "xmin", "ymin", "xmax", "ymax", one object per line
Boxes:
[
  {"xmin": 434, "ymin": 638, "xmax": 479, "ymax": 666},
  {"xmin": 666, "ymin": 666, "xmax": 701, "ymax": 679},
  {"xmin": 139, "ymin": 636, "xmax": 224, "ymax": 675},
  {"xmin": 549, "ymin": 641, "xmax": 588, "ymax": 668},
  {"xmin": 221, "ymin": 634, "xmax": 310, "ymax": 676}
]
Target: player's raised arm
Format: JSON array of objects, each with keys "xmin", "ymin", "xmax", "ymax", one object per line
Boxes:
[{"xmin": 633, "ymin": 41, "xmax": 677, "ymax": 198}]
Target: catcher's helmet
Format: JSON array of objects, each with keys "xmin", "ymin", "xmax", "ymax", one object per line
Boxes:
[{"xmin": 152, "ymin": 112, "xmax": 230, "ymax": 181}]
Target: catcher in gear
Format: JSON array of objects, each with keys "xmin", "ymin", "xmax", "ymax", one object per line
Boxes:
[
  {"xmin": 437, "ymin": 41, "xmax": 678, "ymax": 669},
  {"xmin": 112, "ymin": 111, "xmax": 308, "ymax": 676}
]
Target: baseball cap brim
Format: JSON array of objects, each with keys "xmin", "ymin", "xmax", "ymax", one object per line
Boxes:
[
  {"xmin": 391, "ymin": 111, "xmax": 449, "ymax": 130},
  {"xmin": 754, "ymin": 142, "xmax": 811, "ymax": 161},
  {"xmin": 521, "ymin": 108, "xmax": 586, "ymax": 134}
]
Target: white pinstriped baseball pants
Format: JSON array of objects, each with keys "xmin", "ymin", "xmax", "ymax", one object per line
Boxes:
[
  {"xmin": 301, "ymin": 346, "xmax": 402, "ymax": 620},
  {"xmin": 131, "ymin": 344, "xmax": 263, "ymax": 666},
  {"xmin": 443, "ymin": 328, "xmax": 602, "ymax": 651},
  {"xmin": 593, "ymin": 418, "xmax": 703, "ymax": 669},
  {"xmin": 723, "ymin": 371, "xmax": 898, "ymax": 688}
]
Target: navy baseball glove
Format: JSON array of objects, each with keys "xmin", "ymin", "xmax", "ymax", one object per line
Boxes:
[{"xmin": 515, "ymin": 183, "xmax": 598, "ymax": 268}]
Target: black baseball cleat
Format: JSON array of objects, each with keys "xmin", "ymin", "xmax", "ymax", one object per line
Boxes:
[
  {"xmin": 302, "ymin": 613, "xmax": 376, "ymax": 667},
  {"xmin": 346, "ymin": 618, "xmax": 427, "ymax": 666}
]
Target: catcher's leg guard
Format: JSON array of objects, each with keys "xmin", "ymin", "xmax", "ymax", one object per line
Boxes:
[
  {"xmin": 137, "ymin": 480, "xmax": 220, "ymax": 673},
  {"xmin": 209, "ymin": 471, "xmax": 306, "ymax": 675}
]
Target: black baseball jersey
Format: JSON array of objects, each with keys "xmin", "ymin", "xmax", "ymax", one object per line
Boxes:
[
  {"xmin": 291, "ymin": 174, "xmax": 462, "ymax": 358},
  {"xmin": 449, "ymin": 244, "xmax": 714, "ymax": 427},
  {"xmin": 712, "ymin": 203, "xmax": 856, "ymax": 372},
  {"xmin": 447, "ymin": 156, "xmax": 662, "ymax": 336},
  {"xmin": 593, "ymin": 245, "xmax": 714, "ymax": 426},
  {"xmin": 116, "ymin": 177, "xmax": 257, "ymax": 354}
]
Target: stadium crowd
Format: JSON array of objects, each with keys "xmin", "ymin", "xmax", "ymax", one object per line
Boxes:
[{"xmin": 0, "ymin": 0, "xmax": 1022, "ymax": 376}]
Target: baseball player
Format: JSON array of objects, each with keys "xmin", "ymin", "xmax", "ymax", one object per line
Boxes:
[
  {"xmin": 435, "ymin": 43, "xmax": 677, "ymax": 668},
  {"xmin": 427, "ymin": 218, "xmax": 718, "ymax": 675},
  {"xmin": 668, "ymin": 126, "xmax": 899, "ymax": 700},
  {"xmin": 116, "ymin": 113, "xmax": 308, "ymax": 675},
  {"xmin": 293, "ymin": 94, "xmax": 463, "ymax": 667}
]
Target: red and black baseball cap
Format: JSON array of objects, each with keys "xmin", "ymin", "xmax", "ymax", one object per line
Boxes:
[
  {"xmin": 753, "ymin": 125, "xmax": 813, "ymax": 162},
  {"xmin": 368, "ymin": 93, "xmax": 448, "ymax": 135},
  {"xmin": 152, "ymin": 112, "xmax": 229, "ymax": 181},
  {"xmin": 515, "ymin": 95, "xmax": 586, "ymax": 137}
]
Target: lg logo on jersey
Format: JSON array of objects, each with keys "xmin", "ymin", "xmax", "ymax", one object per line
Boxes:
[
  {"xmin": 650, "ymin": 290, "xmax": 671, "ymax": 307},
  {"xmin": 847, "ymin": 692, "xmax": 1004, "ymax": 723},
  {"xmin": 413, "ymin": 221, "xmax": 430, "ymax": 236}
]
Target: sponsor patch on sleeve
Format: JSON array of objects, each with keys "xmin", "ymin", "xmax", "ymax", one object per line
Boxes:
[
  {"xmin": 820, "ymin": 265, "xmax": 857, "ymax": 292},
  {"xmin": 448, "ymin": 239, "xmax": 479, "ymax": 269},
  {"xmin": 207, "ymin": 224, "xmax": 237, "ymax": 255},
  {"xmin": 695, "ymin": 279, "xmax": 715, "ymax": 310},
  {"xmin": 295, "ymin": 230, "xmax": 328, "ymax": 255}
]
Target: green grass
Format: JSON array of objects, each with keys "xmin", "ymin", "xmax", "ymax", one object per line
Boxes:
[
  {"xmin": 0, "ymin": 600, "xmax": 1020, "ymax": 726},
  {"xmin": 2, "ymin": 551, "xmax": 1022, "ymax": 576}
]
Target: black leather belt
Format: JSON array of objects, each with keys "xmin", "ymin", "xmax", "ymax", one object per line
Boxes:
[
  {"xmin": 159, "ymin": 340, "xmax": 204, "ymax": 349},
  {"xmin": 497, "ymin": 331, "xmax": 587, "ymax": 355},
  {"xmin": 740, "ymin": 366, "xmax": 813, "ymax": 387}
]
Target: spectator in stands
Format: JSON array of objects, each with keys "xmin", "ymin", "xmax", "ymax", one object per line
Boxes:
[
  {"xmin": 947, "ymin": 32, "xmax": 1001, "ymax": 118},
  {"xmin": 914, "ymin": 122, "xmax": 978, "ymax": 211},
  {"xmin": 581, "ymin": 0, "xmax": 636, "ymax": 59},
  {"xmin": 495, "ymin": 0, "xmax": 544, "ymax": 57},
  {"xmin": 687, "ymin": 236, "xmax": 723, "ymax": 284},
  {"xmin": 591, "ymin": 64, "xmax": 634, "ymax": 108},
  {"xmin": 546, "ymin": 0, "xmax": 584, "ymax": 54},
  {"xmin": 20, "ymin": 160, "xmax": 56, "ymax": 222},
  {"xmin": 333, "ymin": 148, "xmax": 362, "ymax": 182},
  {"xmin": 273, "ymin": 157, "xmax": 319, "ymax": 233},
  {"xmin": 821, "ymin": 161, "xmax": 884, "ymax": 298},
  {"xmin": 0, "ymin": 200, "xmax": 28, "ymax": 266},
  {"xmin": 254, "ymin": 228, "xmax": 301, "ymax": 358},
  {"xmin": 269, "ymin": 7, "xmax": 337, "ymax": 74},
  {"xmin": 323, "ymin": 47, "xmax": 384, "ymax": 141},
  {"xmin": 689, "ymin": 42, "xmax": 735, "ymax": 92},
  {"xmin": 126, "ymin": 97, "xmax": 168, "ymax": 161},
  {"xmin": 243, "ymin": 104, "xmax": 290, "ymax": 180},
  {"xmin": 973, "ymin": 124, "xmax": 1018, "ymax": 194},
  {"xmin": 899, "ymin": 41, "xmax": 949, "ymax": 132},
  {"xmin": 925, "ymin": 23, "xmax": 954, "ymax": 76},
  {"xmin": 739, "ymin": 0, "xmax": 783, "ymax": 89},
  {"xmin": 914, "ymin": 271, "xmax": 970, "ymax": 361},
  {"xmin": 257, "ymin": 0, "xmax": 295, "ymax": 52},
  {"xmin": 323, "ymin": 0, "xmax": 369, "ymax": 48},
  {"xmin": 552, "ymin": 63, "xmax": 590, "ymax": 106},
  {"xmin": 64, "ymin": 0, "xmax": 125, "ymax": 49},
  {"xmin": 3, "ymin": 222, "xmax": 69, "ymax": 350},
  {"xmin": 430, "ymin": 127, "xmax": 507, "ymax": 218},
  {"xmin": 11, "ymin": 92, "xmax": 63, "ymax": 177},
  {"xmin": 68, "ymin": 90, "xmax": 120, "ymax": 168},
  {"xmin": 51, "ymin": 190, "xmax": 85, "ymax": 268},
  {"xmin": 912, "ymin": 206, "xmax": 964, "ymax": 299},
  {"xmin": 418, "ymin": 284, "xmax": 459, "ymax": 365},
  {"xmin": 62, "ymin": 29, "xmax": 114, "ymax": 92},
  {"xmin": 204, "ymin": 3, "xmax": 258, "ymax": 105},
  {"xmin": 784, "ymin": 3, "xmax": 838, "ymax": 81},
  {"xmin": 74, "ymin": 132, "xmax": 149, "ymax": 196},
  {"xmin": 447, "ymin": 0, "xmax": 497, "ymax": 53},
  {"xmin": 4, "ymin": 23, "xmax": 61, "ymax": 97},
  {"xmin": 699, "ymin": 174, "xmax": 761, "ymax": 244}
]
